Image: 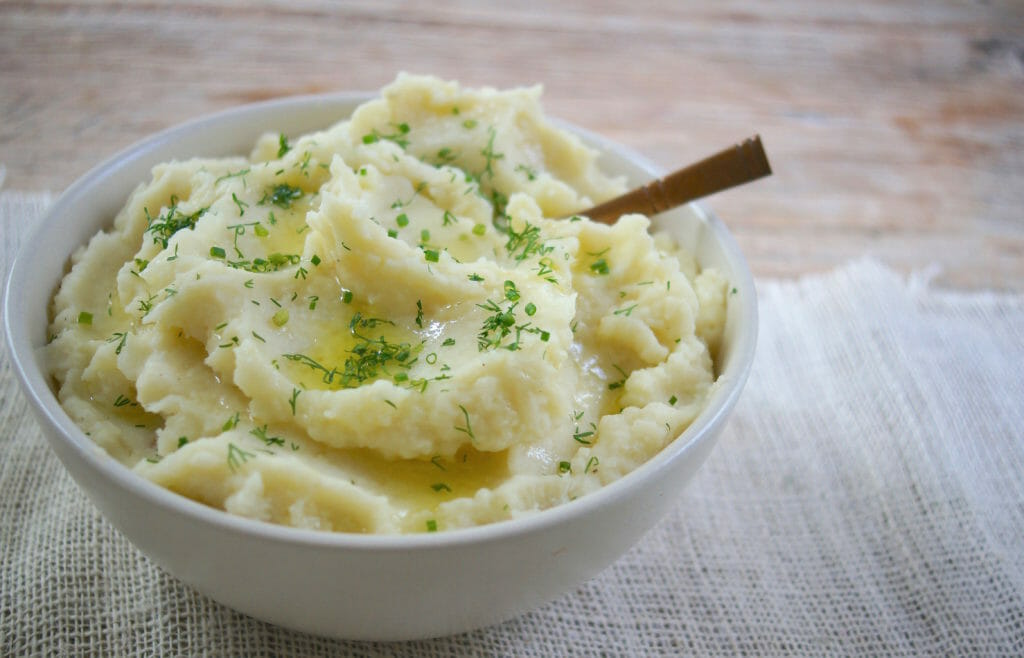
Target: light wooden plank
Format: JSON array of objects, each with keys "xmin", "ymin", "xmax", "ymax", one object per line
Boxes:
[{"xmin": 1, "ymin": 0, "xmax": 1020, "ymax": 289}]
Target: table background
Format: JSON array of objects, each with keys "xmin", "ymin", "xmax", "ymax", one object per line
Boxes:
[
  {"xmin": 2, "ymin": 0, "xmax": 1022, "ymax": 290},
  {"xmin": 2, "ymin": 1, "xmax": 1023, "ymax": 655}
]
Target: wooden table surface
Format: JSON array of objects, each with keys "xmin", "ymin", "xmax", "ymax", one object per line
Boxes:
[{"xmin": 2, "ymin": 1, "xmax": 1022, "ymax": 291}]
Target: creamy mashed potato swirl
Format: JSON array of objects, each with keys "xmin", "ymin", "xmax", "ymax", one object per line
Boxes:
[{"xmin": 46, "ymin": 75, "xmax": 728, "ymax": 533}]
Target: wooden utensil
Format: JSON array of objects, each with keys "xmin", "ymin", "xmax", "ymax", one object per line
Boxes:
[{"xmin": 576, "ymin": 135, "xmax": 771, "ymax": 224}]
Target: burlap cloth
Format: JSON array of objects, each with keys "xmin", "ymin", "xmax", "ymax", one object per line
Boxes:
[{"xmin": 2, "ymin": 191, "xmax": 1022, "ymax": 656}]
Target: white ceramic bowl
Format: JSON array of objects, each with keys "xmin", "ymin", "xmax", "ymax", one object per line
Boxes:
[{"xmin": 3, "ymin": 93, "xmax": 757, "ymax": 641}]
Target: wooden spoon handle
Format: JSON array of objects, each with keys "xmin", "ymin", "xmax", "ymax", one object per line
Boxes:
[{"xmin": 578, "ymin": 135, "xmax": 771, "ymax": 224}]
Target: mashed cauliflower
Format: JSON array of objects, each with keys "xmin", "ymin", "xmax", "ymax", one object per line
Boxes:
[{"xmin": 46, "ymin": 74, "xmax": 728, "ymax": 533}]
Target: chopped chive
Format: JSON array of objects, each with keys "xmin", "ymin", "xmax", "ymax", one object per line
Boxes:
[
  {"xmin": 614, "ymin": 304, "xmax": 638, "ymax": 317},
  {"xmin": 607, "ymin": 364, "xmax": 627, "ymax": 390},
  {"xmin": 454, "ymin": 405, "xmax": 475, "ymax": 440},
  {"xmin": 573, "ymin": 428, "xmax": 594, "ymax": 444},
  {"xmin": 231, "ymin": 192, "xmax": 248, "ymax": 216},
  {"xmin": 222, "ymin": 412, "xmax": 240, "ymax": 431}
]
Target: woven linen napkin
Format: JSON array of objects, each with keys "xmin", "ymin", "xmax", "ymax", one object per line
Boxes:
[{"xmin": 2, "ymin": 191, "xmax": 1022, "ymax": 656}]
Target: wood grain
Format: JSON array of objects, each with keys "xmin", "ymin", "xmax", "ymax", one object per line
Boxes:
[{"xmin": 1, "ymin": 0, "xmax": 1021, "ymax": 290}]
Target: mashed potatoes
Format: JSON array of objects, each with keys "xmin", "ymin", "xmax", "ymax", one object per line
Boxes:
[{"xmin": 46, "ymin": 74, "xmax": 728, "ymax": 533}]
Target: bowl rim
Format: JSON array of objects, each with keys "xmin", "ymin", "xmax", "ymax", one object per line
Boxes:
[{"xmin": 3, "ymin": 91, "xmax": 757, "ymax": 551}]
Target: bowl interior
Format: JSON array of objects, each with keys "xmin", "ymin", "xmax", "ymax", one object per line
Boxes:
[{"xmin": 3, "ymin": 92, "xmax": 756, "ymax": 548}]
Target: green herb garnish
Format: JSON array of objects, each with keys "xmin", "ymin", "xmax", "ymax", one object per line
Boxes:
[
  {"xmin": 454, "ymin": 405, "xmax": 475, "ymax": 441},
  {"xmin": 145, "ymin": 196, "xmax": 208, "ymax": 249},
  {"xmin": 589, "ymin": 258, "xmax": 610, "ymax": 276},
  {"xmin": 226, "ymin": 442, "xmax": 256, "ymax": 473},
  {"xmin": 362, "ymin": 122, "xmax": 411, "ymax": 148},
  {"xmin": 480, "ymin": 125, "xmax": 504, "ymax": 180},
  {"xmin": 222, "ymin": 412, "xmax": 240, "ymax": 431},
  {"xmin": 504, "ymin": 221, "xmax": 551, "ymax": 262},
  {"xmin": 265, "ymin": 184, "xmax": 303, "ymax": 209},
  {"xmin": 250, "ymin": 425, "xmax": 285, "ymax": 447},
  {"xmin": 277, "ymin": 134, "xmax": 292, "ymax": 158}
]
